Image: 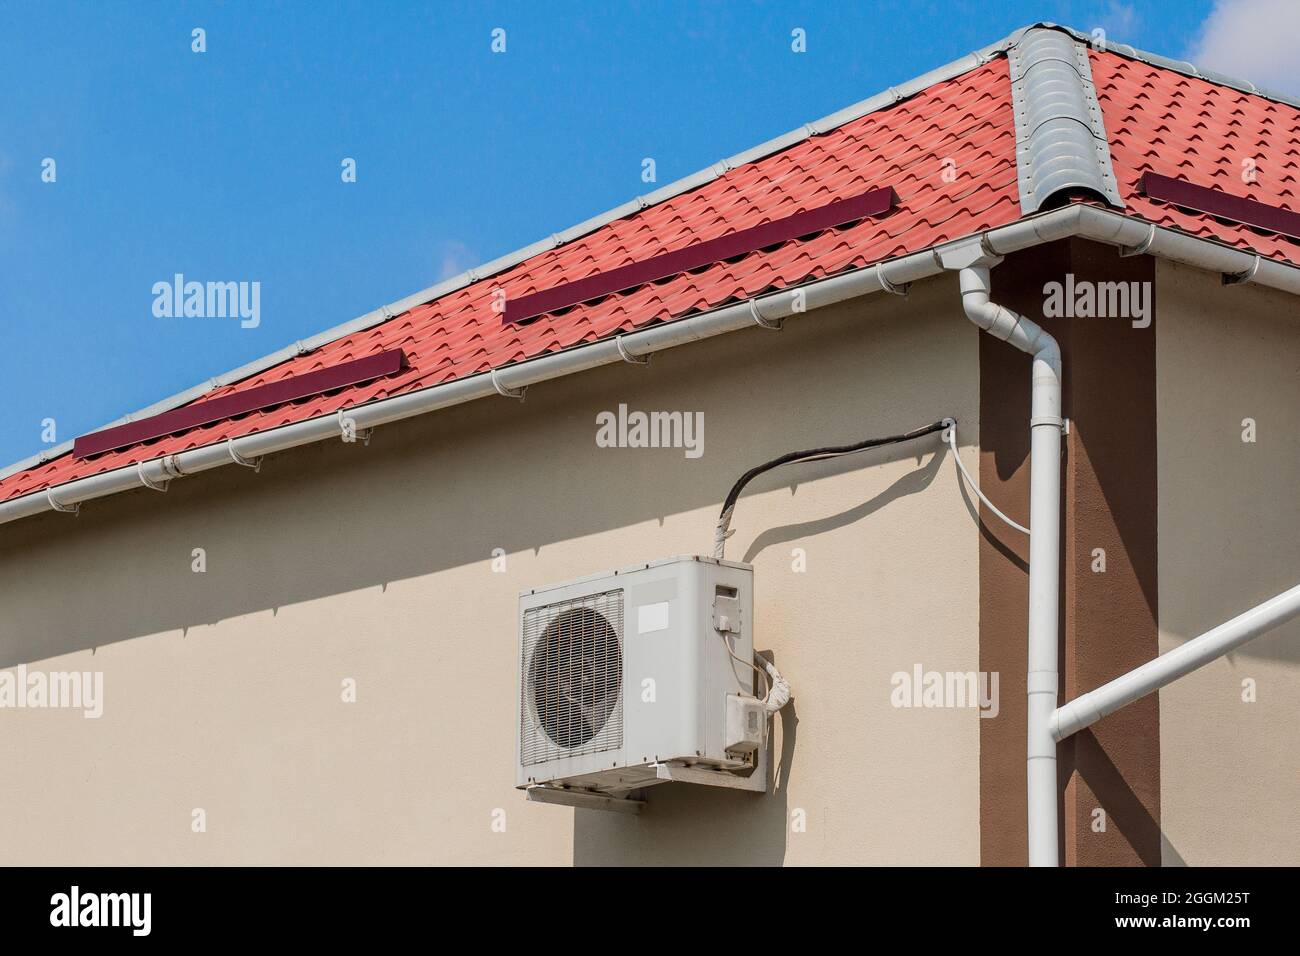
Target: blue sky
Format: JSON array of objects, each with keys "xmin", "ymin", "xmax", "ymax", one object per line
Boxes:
[{"xmin": 0, "ymin": 0, "xmax": 1237, "ymax": 466}]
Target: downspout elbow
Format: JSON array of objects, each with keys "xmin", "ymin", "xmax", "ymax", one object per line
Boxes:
[
  {"xmin": 959, "ymin": 265, "xmax": 1060, "ymax": 377},
  {"xmin": 1029, "ymin": 328, "xmax": 1060, "ymax": 379}
]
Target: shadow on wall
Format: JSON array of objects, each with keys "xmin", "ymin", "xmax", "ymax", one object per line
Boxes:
[
  {"xmin": 575, "ymin": 701, "xmax": 799, "ymax": 866},
  {"xmin": 0, "ymin": 277, "xmax": 982, "ymax": 865},
  {"xmin": 1066, "ymin": 730, "xmax": 1167, "ymax": 867},
  {"xmin": 0, "ymin": 282, "xmax": 971, "ymax": 668},
  {"xmin": 742, "ymin": 453, "xmax": 944, "ymax": 564}
]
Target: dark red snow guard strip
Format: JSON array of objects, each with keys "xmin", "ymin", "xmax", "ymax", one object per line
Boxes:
[
  {"xmin": 503, "ymin": 186, "xmax": 898, "ymax": 325},
  {"xmin": 72, "ymin": 349, "xmax": 407, "ymax": 460},
  {"xmin": 1140, "ymin": 171, "xmax": 1300, "ymax": 241}
]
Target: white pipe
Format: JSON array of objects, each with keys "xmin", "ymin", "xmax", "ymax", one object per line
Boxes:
[
  {"xmin": 953, "ymin": 261, "xmax": 1063, "ymax": 868},
  {"xmin": 941, "ymin": 419, "xmax": 1029, "ymax": 535},
  {"xmin": 1052, "ymin": 582, "xmax": 1300, "ymax": 742}
]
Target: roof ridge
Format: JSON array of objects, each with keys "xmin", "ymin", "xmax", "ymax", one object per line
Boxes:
[{"xmin": 1010, "ymin": 27, "xmax": 1124, "ymax": 213}]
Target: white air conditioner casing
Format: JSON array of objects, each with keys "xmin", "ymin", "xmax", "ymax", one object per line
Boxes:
[{"xmin": 516, "ymin": 555, "xmax": 760, "ymax": 800}]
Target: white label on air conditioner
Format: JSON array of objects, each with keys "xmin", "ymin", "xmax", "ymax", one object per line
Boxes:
[{"xmin": 637, "ymin": 601, "xmax": 670, "ymax": 635}]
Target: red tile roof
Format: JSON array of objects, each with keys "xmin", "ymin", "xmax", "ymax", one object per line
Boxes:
[
  {"xmin": 6, "ymin": 39, "xmax": 1300, "ymax": 507},
  {"xmin": 1092, "ymin": 49, "xmax": 1300, "ymax": 263},
  {"xmin": 0, "ymin": 59, "xmax": 1018, "ymax": 503}
]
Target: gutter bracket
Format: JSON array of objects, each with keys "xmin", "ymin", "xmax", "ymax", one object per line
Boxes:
[
  {"xmin": 226, "ymin": 438, "xmax": 263, "ymax": 472},
  {"xmin": 46, "ymin": 488, "xmax": 79, "ymax": 514},
  {"xmin": 336, "ymin": 408, "xmax": 372, "ymax": 446},
  {"xmin": 491, "ymin": 369, "xmax": 528, "ymax": 401},
  {"xmin": 876, "ymin": 262, "xmax": 910, "ymax": 296},
  {"xmin": 1119, "ymin": 223, "xmax": 1157, "ymax": 257},
  {"xmin": 748, "ymin": 298, "xmax": 784, "ymax": 331},
  {"xmin": 615, "ymin": 335, "xmax": 651, "ymax": 365},
  {"xmin": 1224, "ymin": 254, "xmax": 1262, "ymax": 286},
  {"xmin": 136, "ymin": 462, "xmax": 170, "ymax": 493}
]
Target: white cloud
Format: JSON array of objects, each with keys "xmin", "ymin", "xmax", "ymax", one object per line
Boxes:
[
  {"xmin": 435, "ymin": 240, "xmax": 477, "ymax": 280},
  {"xmin": 1187, "ymin": 0, "xmax": 1300, "ymax": 95},
  {"xmin": 1101, "ymin": 1, "xmax": 1138, "ymax": 40}
]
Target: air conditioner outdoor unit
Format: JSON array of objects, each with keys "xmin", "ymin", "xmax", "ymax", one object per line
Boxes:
[{"xmin": 516, "ymin": 555, "xmax": 770, "ymax": 812}]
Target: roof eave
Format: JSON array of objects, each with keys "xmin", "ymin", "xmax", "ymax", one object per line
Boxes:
[
  {"xmin": 5, "ymin": 20, "xmax": 1297, "ymax": 488},
  {"xmin": 6, "ymin": 203, "xmax": 1300, "ymax": 530}
]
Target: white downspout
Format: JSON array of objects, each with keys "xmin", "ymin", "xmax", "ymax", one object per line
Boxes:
[{"xmin": 940, "ymin": 240, "xmax": 1063, "ymax": 867}]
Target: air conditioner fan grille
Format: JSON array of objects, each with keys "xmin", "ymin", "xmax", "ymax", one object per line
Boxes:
[{"xmin": 520, "ymin": 589, "xmax": 624, "ymax": 766}]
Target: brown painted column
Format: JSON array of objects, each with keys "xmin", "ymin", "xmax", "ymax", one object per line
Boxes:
[{"xmin": 979, "ymin": 237, "xmax": 1160, "ymax": 866}]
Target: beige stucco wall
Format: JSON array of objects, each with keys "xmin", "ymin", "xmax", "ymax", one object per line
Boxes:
[
  {"xmin": 0, "ymin": 273, "xmax": 982, "ymax": 865},
  {"xmin": 1156, "ymin": 260, "xmax": 1300, "ymax": 865}
]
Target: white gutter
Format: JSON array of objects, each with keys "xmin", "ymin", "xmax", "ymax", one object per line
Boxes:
[
  {"xmin": 16, "ymin": 20, "xmax": 1290, "ymax": 485},
  {"xmin": 0, "ymin": 246, "xmax": 943, "ymax": 524},
  {"xmin": 937, "ymin": 238, "xmax": 1063, "ymax": 868},
  {"xmin": 1052, "ymin": 583, "xmax": 1300, "ymax": 742},
  {"xmin": 6, "ymin": 204, "xmax": 1300, "ymax": 529}
]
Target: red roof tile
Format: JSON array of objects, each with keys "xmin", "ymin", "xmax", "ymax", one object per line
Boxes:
[
  {"xmin": 1092, "ymin": 49, "xmax": 1300, "ymax": 262},
  {"xmin": 0, "ymin": 59, "xmax": 1018, "ymax": 503},
  {"xmin": 8, "ymin": 42, "xmax": 1300, "ymax": 507}
]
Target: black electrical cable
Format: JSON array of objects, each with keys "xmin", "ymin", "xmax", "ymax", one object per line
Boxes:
[{"xmin": 717, "ymin": 419, "xmax": 950, "ymax": 520}]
